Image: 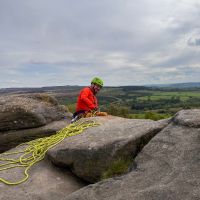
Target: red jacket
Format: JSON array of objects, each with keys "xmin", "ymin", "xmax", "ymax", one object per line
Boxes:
[{"xmin": 76, "ymin": 87, "xmax": 98, "ymax": 112}]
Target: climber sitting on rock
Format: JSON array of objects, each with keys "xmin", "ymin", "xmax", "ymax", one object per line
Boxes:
[{"xmin": 71, "ymin": 77, "xmax": 107, "ymax": 122}]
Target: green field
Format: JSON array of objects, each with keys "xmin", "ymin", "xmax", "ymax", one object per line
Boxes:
[{"xmin": 137, "ymin": 91, "xmax": 200, "ymax": 101}]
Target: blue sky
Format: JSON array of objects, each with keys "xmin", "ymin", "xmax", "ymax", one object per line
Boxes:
[{"xmin": 0, "ymin": 0, "xmax": 200, "ymax": 88}]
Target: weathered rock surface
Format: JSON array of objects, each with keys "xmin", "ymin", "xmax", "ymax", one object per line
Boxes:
[
  {"xmin": 63, "ymin": 109, "xmax": 200, "ymax": 200},
  {"xmin": 48, "ymin": 116, "xmax": 169, "ymax": 183},
  {"xmin": 173, "ymin": 109, "xmax": 200, "ymax": 127},
  {"xmin": 0, "ymin": 93, "xmax": 72, "ymax": 152},
  {"xmin": 0, "ymin": 93, "xmax": 71, "ymax": 131},
  {"xmin": 0, "ymin": 119, "xmax": 71, "ymax": 153},
  {"xmin": 0, "ymin": 148, "xmax": 86, "ymax": 200}
]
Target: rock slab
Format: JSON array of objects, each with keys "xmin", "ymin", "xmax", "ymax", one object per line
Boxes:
[
  {"xmin": 0, "ymin": 150, "xmax": 86, "ymax": 200},
  {"xmin": 0, "ymin": 93, "xmax": 72, "ymax": 152},
  {"xmin": 63, "ymin": 109, "xmax": 200, "ymax": 200},
  {"xmin": 0, "ymin": 93, "xmax": 70, "ymax": 131},
  {"xmin": 48, "ymin": 116, "xmax": 169, "ymax": 183}
]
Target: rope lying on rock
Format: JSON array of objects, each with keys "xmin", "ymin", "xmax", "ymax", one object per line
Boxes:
[{"xmin": 0, "ymin": 120, "xmax": 99, "ymax": 185}]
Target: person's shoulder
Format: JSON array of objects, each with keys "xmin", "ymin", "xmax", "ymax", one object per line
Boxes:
[{"xmin": 81, "ymin": 87, "xmax": 91, "ymax": 93}]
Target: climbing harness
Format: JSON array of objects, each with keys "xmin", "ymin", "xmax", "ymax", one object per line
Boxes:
[
  {"xmin": 71, "ymin": 110, "xmax": 108, "ymax": 123},
  {"xmin": 71, "ymin": 110, "xmax": 97, "ymax": 123},
  {"xmin": 0, "ymin": 120, "xmax": 99, "ymax": 185}
]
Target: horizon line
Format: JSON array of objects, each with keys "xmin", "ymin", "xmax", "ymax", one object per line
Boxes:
[{"xmin": 0, "ymin": 81, "xmax": 200, "ymax": 90}]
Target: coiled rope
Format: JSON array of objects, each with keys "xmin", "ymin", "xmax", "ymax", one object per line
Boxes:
[{"xmin": 0, "ymin": 120, "xmax": 99, "ymax": 185}]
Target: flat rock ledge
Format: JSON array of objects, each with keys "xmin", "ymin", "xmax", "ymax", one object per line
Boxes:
[
  {"xmin": 47, "ymin": 116, "xmax": 169, "ymax": 183},
  {"xmin": 63, "ymin": 110, "xmax": 200, "ymax": 200},
  {"xmin": 0, "ymin": 153, "xmax": 86, "ymax": 200}
]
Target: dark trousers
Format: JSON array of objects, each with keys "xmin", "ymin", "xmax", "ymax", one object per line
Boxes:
[{"xmin": 72, "ymin": 110, "xmax": 86, "ymax": 118}]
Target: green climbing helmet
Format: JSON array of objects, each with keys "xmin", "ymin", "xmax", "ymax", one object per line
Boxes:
[{"xmin": 91, "ymin": 77, "xmax": 104, "ymax": 87}]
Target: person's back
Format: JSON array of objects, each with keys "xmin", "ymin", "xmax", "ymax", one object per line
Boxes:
[{"xmin": 76, "ymin": 87, "xmax": 98, "ymax": 112}]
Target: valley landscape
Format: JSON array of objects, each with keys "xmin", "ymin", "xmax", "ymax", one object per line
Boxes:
[{"xmin": 1, "ymin": 82, "xmax": 200, "ymax": 121}]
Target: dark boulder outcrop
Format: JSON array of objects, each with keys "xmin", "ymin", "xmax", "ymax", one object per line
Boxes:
[
  {"xmin": 0, "ymin": 93, "xmax": 71, "ymax": 131},
  {"xmin": 0, "ymin": 93, "xmax": 72, "ymax": 152},
  {"xmin": 63, "ymin": 109, "xmax": 200, "ymax": 200},
  {"xmin": 47, "ymin": 116, "xmax": 169, "ymax": 183}
]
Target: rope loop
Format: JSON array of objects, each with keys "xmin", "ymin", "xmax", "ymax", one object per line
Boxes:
[{"xmin": 0, "ymin": 120, "xmax": 99, "ymax": 185}]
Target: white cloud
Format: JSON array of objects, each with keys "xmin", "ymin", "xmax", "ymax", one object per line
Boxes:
[{"xmin": 0, "ymin": 0, "xmax": 200, "ymax": 88}]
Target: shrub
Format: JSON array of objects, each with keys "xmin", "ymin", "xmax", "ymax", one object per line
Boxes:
[{"xmin": 107, "ymin": 104, "xmax": 129, "ymax": 118}]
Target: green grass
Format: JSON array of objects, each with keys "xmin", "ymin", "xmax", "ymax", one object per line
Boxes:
[
  {"xmin": 128, "ymin": 112, "xmax": 171, "ymax": 120},
  {"xmin": 101, "ymin": 157, "xmax": 133, "ymax": 180},
  {"xmin": 137, "ymin": 91, "xmax": 200, "ymax": 101},
  {"xmin": 137, "ymin": 96, "xmax": 172, "ymax": 101}
]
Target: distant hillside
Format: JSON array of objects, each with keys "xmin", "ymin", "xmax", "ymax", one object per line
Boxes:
[
  {"xmin": 1, "ymin": 82, "xmax": 200, "ymax": 95},
  {"xmin": 147, "ymin": 82, "xmax": 200, "ymax": 89},
  {"xmin": 0, "ymin": 86, "xmax": 83, "ymax": 95},
  {"xmin": 0, "ymin": 85, "xmax": 151, "ymax": 95}
]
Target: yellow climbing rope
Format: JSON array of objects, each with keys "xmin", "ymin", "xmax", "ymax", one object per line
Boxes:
[{"xmin": 0, "ymin": 120, "xmax": 99, "ymax": 185}]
